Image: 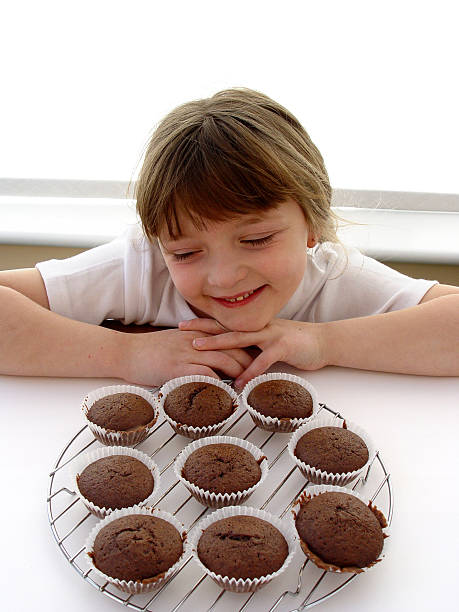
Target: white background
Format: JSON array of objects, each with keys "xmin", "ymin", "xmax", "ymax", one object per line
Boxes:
[{"xmin": 1, "ymin": 0, "xmax": 458, "ymax": 194}]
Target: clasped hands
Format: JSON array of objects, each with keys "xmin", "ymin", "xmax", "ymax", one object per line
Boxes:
[{"xmin": 178, "ymin": 317, "xmax": 326, "ymax": 390}]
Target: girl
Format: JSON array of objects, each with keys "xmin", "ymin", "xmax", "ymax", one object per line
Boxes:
[{"xmin": 1, "ymin": 88, "xmax": 458, "ymax": 387}]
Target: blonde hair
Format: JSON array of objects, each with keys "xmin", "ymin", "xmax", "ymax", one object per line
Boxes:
[{"xmin": 135, "ymin": 88, "xmax": 338, "ymax": 242}]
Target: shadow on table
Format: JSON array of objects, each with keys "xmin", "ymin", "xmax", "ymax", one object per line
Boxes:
[{"xmin": 101, "ymin": 320, "xmax": 168, "ymax": 333}]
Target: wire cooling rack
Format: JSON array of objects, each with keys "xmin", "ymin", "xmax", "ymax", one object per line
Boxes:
[{"xmin": 47, "ymin": 390, "xmax": 393, "ymax": 612}]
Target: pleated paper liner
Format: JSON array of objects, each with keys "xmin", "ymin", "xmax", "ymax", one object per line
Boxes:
[
  {"xmin": 240, "ymin": 372, "xmax": 319, "ymax": 433},
  {"xmin": 85, "ymin": 506, "xmax": 187, "ymax": 594},
  {"xmin": 288, "ymin": 413, "xmax": 376, "ymax": 485},
  {"xmin": 174, "ymin": 435, "xmax": 268, "ymax": 508},
  {"xmin": 73, "ymin": 445, "xmax": 161, "ymax": 518},
  {"xmin": 188, "ymin": 505, "xmax": 298, "ymax": 593},
  {"xmin": 82, "ymin": 384, "xmax": 158, "ymax": 446},
  {"xmin": 292, "ymin": 484, "xmax": 389, "ymax": 574},
  {"xmin": 157, "ymin": 375, "xmax": 239, "ymax": 439}
]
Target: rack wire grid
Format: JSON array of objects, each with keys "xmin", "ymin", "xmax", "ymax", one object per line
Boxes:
[{"xmin": 47, "ymin": 389, "xmax": 393, "ymax": 612}]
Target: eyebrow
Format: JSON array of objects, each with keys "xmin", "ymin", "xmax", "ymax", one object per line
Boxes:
[
  {"xmin": 235, "ymin": 214, "xmax": 270, "ymax": 226},
  {"xmin": 234, "ymin": 210, "xmax": 285, "ymax": 228}
]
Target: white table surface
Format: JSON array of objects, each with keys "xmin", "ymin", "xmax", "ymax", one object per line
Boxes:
[{"xmin": 1, "ymin": 365, "xmax": 458, "ymax": 612}]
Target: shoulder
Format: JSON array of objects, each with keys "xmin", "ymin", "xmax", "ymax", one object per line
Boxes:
[
  {"xmin": 308, "ymin": 241, "xmax": 356, "ymax": 278},
  {"xmin": 310, "ymin": 241, "xmax": 400, "ymax": 282},
  {"xmin": 305, "ymin": 241, "xmax": 438, "ymax": 320},
  {"xmin": 36, "ymin": 224, "xmax": 165, "ymax": 279},
  {"xmin": 122, "ymin": 225, "xmax": 166, "ymax": 268}
]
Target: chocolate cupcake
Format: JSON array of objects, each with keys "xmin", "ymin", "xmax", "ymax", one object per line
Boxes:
[
  {"xmin": 158, "ymin": 376, "xmax": 238, "ymax": 439},
  {"xmin": 294, "ymin": 486, "xmax": 388, "ymax": 573},
  {"xmin": 288, "ymin": 415, "xmax": 374, "ymax": 485},
  {"xmin": 189, "ymin": 506, "xmax": 297, "ymax": 592},
  {"xmin": 241, "ymin": 373, "xmax": 318, "ymax": 432},
  {"xmin": 85, "ymin": 507, "xmax": 186, "ymax": 594},
  {"xmin": 174, "ymin": 436, "xmax": 268, "ymax": 507},
  {"xmin": 74, "ymin": 446, "xmax": 160, "ymax": 517},
  {"xmin": 82, "ymin": 385, "xmax": 158, "ymax": 446}
]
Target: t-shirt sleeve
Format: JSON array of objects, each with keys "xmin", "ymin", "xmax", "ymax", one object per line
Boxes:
[
  {"xmin": 36, "ymin": 235, "xmax": 133, "ymax": 325},
  {"xmin": 307, "ymin": 245, "xmax": 439, "ymax": 323}
]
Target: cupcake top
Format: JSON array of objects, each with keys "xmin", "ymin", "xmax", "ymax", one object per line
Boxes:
[
  {"xmin": 247, "ymin": 380, "xmax": 313, "ymax": 419},
  {"xmin": 163, "ymin": 382, "xmax": 234, "ymax": 428},
  {"xmin": 87, "ymin": 392, "xmax": 156, "ymax": 432},
  {"xmin": 77, "ymin": 455, "xmax": 154, "ymax": 511},
  {"xmin": 91, "ymin": 514, "xmax": 183, "ymax": 582},
  {"xmin": 295, "ymin": 491, "xmax": 386, "ymax": 570},
  {"xmin": 182, "ymin": 443, "xmax": 262, "ymax": 495},
  {"xmin": 197, "ymin": 515, "xmax": 288, "ymax": 580},
  {"xmin": 294, "ymin": 426, "xmax": 369, "ymax": 474}
]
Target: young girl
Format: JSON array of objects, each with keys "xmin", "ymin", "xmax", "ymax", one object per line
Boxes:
[{"xmin": 1, "ymin": 88, "xmax": 458, "ymax": 388}]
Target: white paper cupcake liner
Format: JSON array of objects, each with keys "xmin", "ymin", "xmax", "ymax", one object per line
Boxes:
[
  {"xmin": 73, "ymin": 446, "xmax": 161, "ymax": 518},
  {"xmin": 85, "ymin": 506, "xmax": 187, "ymax": 594},
  {"xmin": 288, "ymin": 414, "xmax": 376, "ymax": 486},
  {"xmin": 157, "ymin": 375, "xmax": 239, "ymax": 439},
  {"xmin": 82, "ymin": 384, "xmax": 159, "ymax": 446},
  {"xmin": 240, "ymin": 372, "xmax": 319, "ymax": 433},
  {"xmin": 292, "ymin": 484, "xmax": 389, "ymax": 574},
  {"xmin": 174, "ymin": 435, "xmax": 269, "ymax": 508},
  {"xmin": 188, "ymin": 505, "xmax": 298, "ymax": 593}
]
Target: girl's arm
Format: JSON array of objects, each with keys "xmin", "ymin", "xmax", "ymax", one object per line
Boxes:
[
  {"xmin": 181, "ymin": 285, "xmax": 459, "ymax": 388},
  {"xmin": 0, "ymin": 283, "xmax": 123, "ymax": 378},
  {"xmin": 0, "ymin": 271, "xmax": 252, "ymax": 385},
  {"xmin": 321, "ymin": 291, "xmax": 459, "ymax": 376}
]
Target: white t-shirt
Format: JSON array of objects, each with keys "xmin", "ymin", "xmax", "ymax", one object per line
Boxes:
[{"xmin": 36, "ymin": 224, "xmax": 437, "ymax": 327}]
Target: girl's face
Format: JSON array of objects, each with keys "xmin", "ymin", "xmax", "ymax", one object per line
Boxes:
[{"xmin": 159, "ymin": 199, "xmax": 310, "ymax": 332}]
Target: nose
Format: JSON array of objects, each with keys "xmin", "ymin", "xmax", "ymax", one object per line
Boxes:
[{"xmin": 205, "ymin": 251, "xmax": 248, "ymax": 291}]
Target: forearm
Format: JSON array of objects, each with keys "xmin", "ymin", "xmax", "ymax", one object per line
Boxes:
[
  {"xmin": 0, "ymin": 286, "xmax": 127, "ymax": 378},
  {"xmin": 321, "ymin": 294, "xmax": 459, "ymax": 376}
]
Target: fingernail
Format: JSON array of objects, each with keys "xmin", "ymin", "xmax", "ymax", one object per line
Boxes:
[
  {"xmin": 234, "ymin": 377, "xmax": 243, "ymax": 390},
  {"xmin": 192, "ymin": 338, "xmax": 205, "ymax": 347}
]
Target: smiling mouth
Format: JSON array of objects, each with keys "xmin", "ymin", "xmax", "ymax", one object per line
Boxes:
[
  {"xmin": 222, "ymin": 289, "xmax": 256, "ymax": 303},
  {"xmin": 212, "ymin": 285, "xmax": 266, "ymax": 307}
]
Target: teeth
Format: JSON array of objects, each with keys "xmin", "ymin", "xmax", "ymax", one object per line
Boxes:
[{"xmin": 224, "ymin": 290, "xmax": 255, "ymax": 303}]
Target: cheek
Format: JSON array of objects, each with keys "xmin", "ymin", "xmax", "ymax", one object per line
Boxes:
[
  {"xmin": 267, "ymin": 249, "xmax": 307, "ymax": 287},
  {"xmin": 167, "ymin": 265, "xmax": 202, "ymax": 299}
]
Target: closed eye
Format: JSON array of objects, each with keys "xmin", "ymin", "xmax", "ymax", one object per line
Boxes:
[
  {"xmin": 172, "ymin": 251, "xmax": 196, "ymax": 261},
  {"xmin": 243, "ymin": 234, "xmax": 275, "ymax": 247}
]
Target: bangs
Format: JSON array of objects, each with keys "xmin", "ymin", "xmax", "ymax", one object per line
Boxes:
[
  {"xmin": 136, "ymin": 89, "xmax": 334, "ymax": 244},
  {"xmin": 153, "ymin": 116, "xmax": 294, "ymax": 239}
]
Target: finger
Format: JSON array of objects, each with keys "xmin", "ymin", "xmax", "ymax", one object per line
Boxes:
[
  {"xmin": 179, "ymin": 318, "xmax": 228, "ymax": 335},
  {"xmin": 182, "ymin": 364, "xmax": 219, "ymax": 379},
  {"xmin": 198, "ymin": 350, "xmax": 247, "ymax": 379},
  {"xmin": 192, "ymin": 330, "xmax": 261, "ymax": 351},
  {"xmin": 220, "ymin": 348, "xmax": 254, "ymax": 371},
  {"xmin": 234, "ymin": 347, "xmax": 281, "ymax": 391}
]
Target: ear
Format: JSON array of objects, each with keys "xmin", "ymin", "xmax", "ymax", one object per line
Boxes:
[{"xmin": 307, "ymin": 235, "xmax": 317, "ymax": 248}]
